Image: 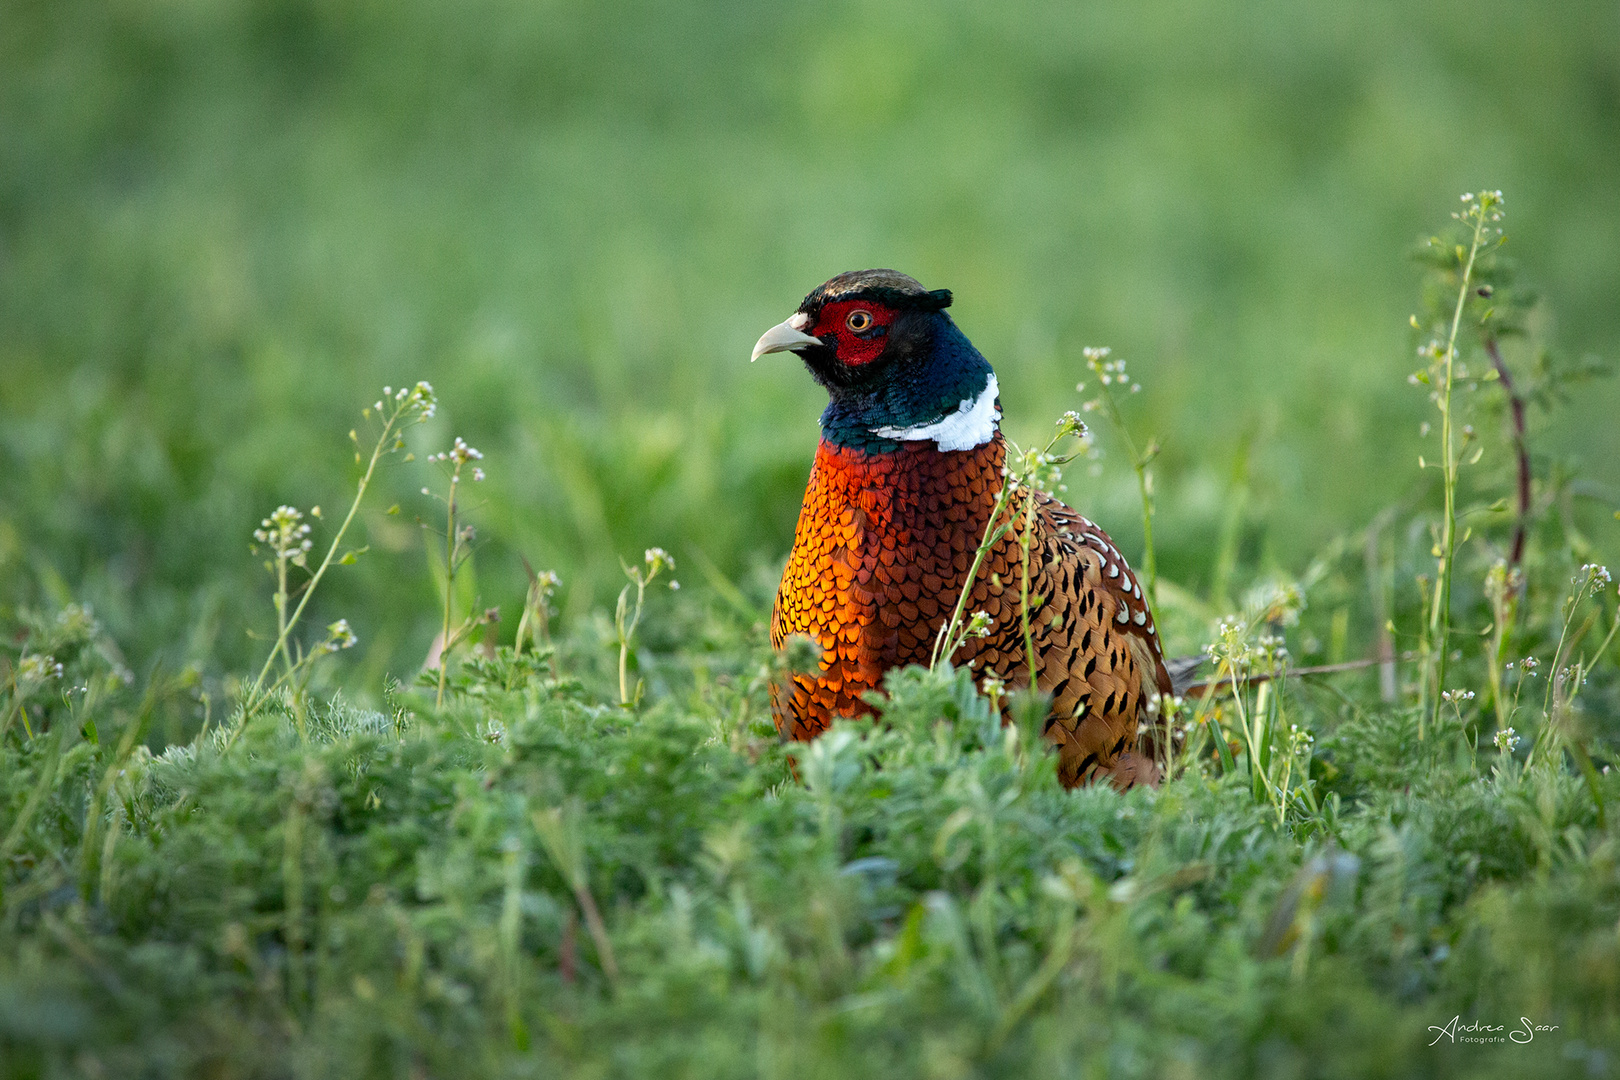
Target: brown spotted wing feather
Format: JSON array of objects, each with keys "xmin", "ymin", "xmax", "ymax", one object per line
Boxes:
[{"xmin": 953, "ymin": 490, "xmax": 1171, "ymax": 786}]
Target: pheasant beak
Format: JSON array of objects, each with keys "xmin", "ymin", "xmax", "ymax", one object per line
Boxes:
[{"xmin": 750, "ymin": 312, "xmax": 823, "ymax": 362}]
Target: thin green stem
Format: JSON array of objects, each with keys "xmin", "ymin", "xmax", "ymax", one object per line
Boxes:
[
  {"xmin": 1235, "ymin": 679, "xmax": 1285, "ymax": 816},
  {"xmin": 0, "ymin": 685, "xmax": 21, "ymax": 745},
  {"xmin": 1540, "ymin": 586, "xmax": 1586, "ymax": 725},
  {"xmin": 1487, "ymin": 606, "xmax": 1511, "ymax": 735},
  {"xmin": 932, "ymin": 479, "xmax": 1018, "ymax": 669},
  {"xmin": 1529, "ymin": 574, "xmax": 1605, "ymax": 767},
  {"xmin": 1428, "ymin": 201, "xmax": 1490, "ymax": 733},
  {"xmin": 1019, "ymin": 489, "xmax": 1038, "ymax": 689},
  {"xmin": 275, "ymin": 557, "xmax": 293, "ymax": 676},
  {"xmin": 1136, "ymin": 463, "xmax": 1157, "ymax": 612},
  {"xmin": 616, "ymin": 553, "xmax": 667, "ymax": 708},
  {"xmin": 1229, "ymin": 676, "xmax": 1257, "ymax": 792},
  {"xmin": 437, "ymin": 466, "xmax": 461, "ymax": 709},
  {"xmin": 618, "ymin": 576, "xmax": 648, "ymax": 708}
]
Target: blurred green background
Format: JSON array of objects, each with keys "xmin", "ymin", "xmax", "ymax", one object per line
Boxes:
[{"xmin": 2, "ymin": 0, "xmax": 1617, "ymax": 687}]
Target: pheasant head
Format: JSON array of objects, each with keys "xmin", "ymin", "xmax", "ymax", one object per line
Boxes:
[
  {"xmin": 756, "ymin": 268, "xmax": 1169, "ymax": 790},
  {"xmin": 751, "ymin": 269, "xmax": 1000, "ymax": 454}
]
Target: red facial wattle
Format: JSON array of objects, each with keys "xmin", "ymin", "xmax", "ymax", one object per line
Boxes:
[{"xmin": 810, "ymin": 299, "xmax": 897, "ymax": 366}]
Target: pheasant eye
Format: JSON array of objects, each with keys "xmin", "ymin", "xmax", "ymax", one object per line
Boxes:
[{"xmin": 846, "ymin": 310, "xmax": 874, "ymax": 332}]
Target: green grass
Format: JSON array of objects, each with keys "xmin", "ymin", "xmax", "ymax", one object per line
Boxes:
[
  {"xmin": 2, "ymin": 617, "xmax": 1617, "ymax": 1077},
  {"xmin": 3, "ymin": 0, "xmax": 1620, "ymax": 1074}
]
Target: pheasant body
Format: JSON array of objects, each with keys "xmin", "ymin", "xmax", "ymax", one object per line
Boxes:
[{"xmin": 756, "ymin": 270, "xmax": 1169, "ymax": 788}]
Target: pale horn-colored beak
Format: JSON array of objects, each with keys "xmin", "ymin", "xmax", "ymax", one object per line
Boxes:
[{"xmin": 750, "ymin": 312, "xmax": 823, "ymax": 362}]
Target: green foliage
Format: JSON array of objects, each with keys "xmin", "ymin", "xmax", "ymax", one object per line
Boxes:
[{"xmin": 3, "ymin": 637, "xmax": 1618, "ymax": 1077}]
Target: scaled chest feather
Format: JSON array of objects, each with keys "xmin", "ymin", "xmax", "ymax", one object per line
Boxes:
[{"xmin": 771, "ymin": 437, "xmax": 1001, "ymax": 730}]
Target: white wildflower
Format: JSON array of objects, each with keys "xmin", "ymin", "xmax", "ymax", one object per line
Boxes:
[{"xmin": 252, "ymin": 505, "xmax": 314, "ymax": 567}]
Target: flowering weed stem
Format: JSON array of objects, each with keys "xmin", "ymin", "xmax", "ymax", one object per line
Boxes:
[
  {"xmin": 1018, "ymin": 489, "xmax": 1039, "ymax": 688},
  {"xmin": 616, "ymin": 548, "xmax": 675, "ymax": 708},
  {"xmin": 429, "ymin": 437, "xmax": 487, "ymax": 708},
  {"xmin": 1079, "ymin": 347, "xmax": 1159, "ymax": 611},
  {"xmin": 238, "ymin": 383, "xmax": 436, "ymax": 734},
  {"xmin": 1423, "ymin": 191, "xmax": 1502, "ymax": 735}
]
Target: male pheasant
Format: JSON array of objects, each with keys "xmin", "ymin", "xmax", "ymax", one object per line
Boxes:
[{"xmin": 753, "ymin": 269, "xmax": 1170, "ymax": 789}]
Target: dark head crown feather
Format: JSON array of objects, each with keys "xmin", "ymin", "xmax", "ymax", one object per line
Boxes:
[{"xmin": 798, "ymin": 269, "xmax": 953, "ymax": 322}]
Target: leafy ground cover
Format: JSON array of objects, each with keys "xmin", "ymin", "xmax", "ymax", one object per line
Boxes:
[{"xmin": 1, "ymin": 599, "xmax": 1616, "ymax": 1077}]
